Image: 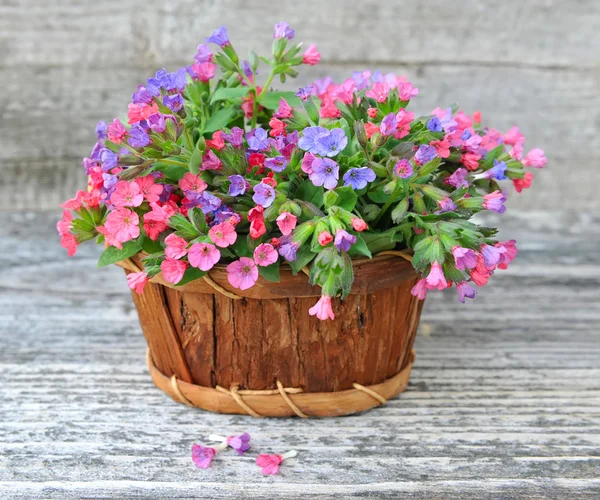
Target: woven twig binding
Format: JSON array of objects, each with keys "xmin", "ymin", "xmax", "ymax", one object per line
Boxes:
[{"xmin": 146, "ymin": 348, "xmax": 416, "ymax": 418}]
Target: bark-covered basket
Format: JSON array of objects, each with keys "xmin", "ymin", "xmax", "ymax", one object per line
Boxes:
[{"xmin": 117, "ymin": 251, "xmax": 423, "ymax": 418}]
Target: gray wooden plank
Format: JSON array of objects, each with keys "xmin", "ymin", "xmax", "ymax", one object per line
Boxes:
[{"xmin": 1, "ymin": 210, "xmax": 599, "ymax": 498}]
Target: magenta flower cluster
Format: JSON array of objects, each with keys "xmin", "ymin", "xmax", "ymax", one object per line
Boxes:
[{"xmin": 58, "ymin": 23, "xmax": 546, "ymax": 320}]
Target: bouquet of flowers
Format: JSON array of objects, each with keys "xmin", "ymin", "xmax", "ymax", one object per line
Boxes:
[{"xmin": 58, "ymin": 23, "xmax": 546, "ymax": 321}]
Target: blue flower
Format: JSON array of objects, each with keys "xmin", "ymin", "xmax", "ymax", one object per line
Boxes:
[
  {"xmin": 278, "ymin": 236, "xmax": 299, "ymax": 261},
  {"xmin": 334, "ymin": 230, "xmax": 356, "ymax": 252},
  {"xmin": 343, "ymin": 167, "xmax": 376, "ymax": 190},
  {"xmin": 127, "ymin": 125, "xmax": 151, "ymax": 148},
  {"xmin": 295, "ymin": 85, "xmax": 314, "ymax": 101},
  {"xmin": 228, "ymin": 175, "xmax": 246, "ymax": 196},
  {"xmin": 163, "ymin": 93, "xmax": 184, "ymax": 112},
  {"xmin": 461, "ymin": 129, "xmax": 472, "ymax": 140},
  {"xmin": 309, "ymin": 158, "xmax": 339, "ymax": 190},
  {"xmin": 427, "ymin": 116, "xmax": 443, "ymax": 133},
  {"xmin": 298, "ymin": 126, "xmax": 330, "ymax": 153},
  {"xmin": 475, "ymin": 159, "xmax": 508, "ymax": 181},
  {"xmin": 246, "ymin": 128, "xmax": 269, "ymax": 151},
  {"xmin": 95, "ymin": 121, "xmax": 107, "ymax": 140},
  {"xmin": 315, "ymin": 128, "xmax": 348, "ymax": 157},
  {"xmin": 195, "ymin": 192, "xmax": 222, "ymax": 214},
  {"xmin": 206, "ymin": 25, "xmax": 230, "ymax": 47},
  {"xmin": 100, "ymin": 149, "xmax": 118, "ymax": 172},
  {"xmin": 414, "ymin": 145, "xmax": 437, "ymax": 165},
  {"xmin": 132, "ymin": 85, "xmax": 154, "ymax": 105}
]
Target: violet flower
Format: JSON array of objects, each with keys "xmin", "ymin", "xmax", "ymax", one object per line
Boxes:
[
  {"xmin": 334, "ymin": 229, "xmax": 356, "ymax": 252},
  {"xmin": 206, "ymin": 25, "xmax": 230, "ymax": 47},
  {"xmin": 252, "ymin": 182, "xmax": 276, "ymax": 208},
  {"xmin": 95, "ymin": 121, "xmax": 107, "ymax": 140},
  {"xmin": 132, "ymin": 85, "xmax": 154, "ymax": 105},
  {"xmin": 127, "ymin": 125, "xmax": 151, "ymax": 148},
  {"xmin": 295, "ymin": 85, "xmax": 314, "ymax": 101},
  {"xmin": 298, "ymin": 126, "xmax": 329, "ymax": 153},
  {"xmin": 100, "ymin": 149, "xmax": 118, "ymax": 172},
  {"xmin": 265, "ymin": 156, "xmax": 288, "ymax": 172},
  {"xmin": 222, "ymin": 127, "xmax": 244, "ymax": 147},
  {"xmin": 226, "ymin": 433, "xmax": 251, "ymax": 455},
  {"xmin": 163, "ymin": 93, "xmax": 184, "ymax": 112},
  {"xmin": 246, "ymin": 128, "xmax": 269, "ymax": 151},
  {"xmin": 228, "ymin": 175, "xmax": 246, "ymax": 196},
  {"xmin": 343, "ymin": 167, "xmax": 376, "ymax": 190},
  {"xmin": 414, "ymin": 145, "xmax": 437, "ymax": 165},
  {"xmin": 315, "ymin": 128, "xmax": 348, "ymax": 157},
  {"xmin": 309, "ymin": 158, "xmax": 339, "ymax": 190},
  {"xmin": 195, "ymin": 43, "xmax": 213, "ymax": 64},
  {"xmin": 274, "ymin": 22, "xmax": 295, "ymax": 40},
  {"xmin": 427, "ymin": 116, "xmax": 443, "ymax": 133}
]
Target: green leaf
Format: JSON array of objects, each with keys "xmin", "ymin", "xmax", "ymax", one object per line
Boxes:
[
  {"xmin": 259, "ymin": 91, "xmax": 302, "ymax": 109},
  {"xmin": 360, "ymin": 230, "xmax": 398, "ymax": 254},
  {"xmin": 139, "ymin": 235, "xmax": 163, "ymax": 255},
  {"xmin": 210, "ymin": 87, "xmax": 249, "ymax": 103},
  {"xmin": 258, "ymin": 262, "xmax": 280, "ymax": 282},
  {"xmin": 175, "ymin": 267, "xmax": 207, "ymax": 286},
  {"xmin": 204, "ymin": 107, "xmax": 237, "ymax": 134},
  {"xmin": 97, "ymin": 240, "xmax": 141, "ymax": 268},
  {"xmin": 189, "ymin": 143, "xmax": 204, "ymax": 175},
  {"xmin": 168, "ymin": 213, "xmax": 200, "ymax": 240},
  {"xmin": 332, "ymin": 186, "xmax": 358, "ymax": 212},
  {"xmin": 231, "ymin": 234, "xmax": 252, "ymax": 258},
  {"xmin": 418, "ymin": 157, "xmax": 442, "ymax": 177},
  {"xmin": 347, "ymin": 234, "xmax": 372, "ymax": 259},
  {"xmin": 295, "ymin": 180, "xmax": 324, "ymax": 208},
  {"xmin": 189, "ymin": 207, "xmax": 208, "ymax": 234},
  {"xmin": 289, "ymin": 246, "xmax": 317, "ymax": 275}
]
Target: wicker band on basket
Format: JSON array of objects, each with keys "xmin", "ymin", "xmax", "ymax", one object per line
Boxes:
[{"xmin": 146, "ymin": 347, "xmax": 416, "ymax": 418}]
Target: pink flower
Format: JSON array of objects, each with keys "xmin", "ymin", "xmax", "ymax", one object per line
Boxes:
[
  {"xmin": 96, "ymin": 225, "xmax": 122, "ymax": 249},
  {"xmin": 513, "ymin": 172, "xmax": 533, "ymax": 193},
  {"xmin": 302, "ymin": 44, "xmax": 321, "ymax": 65},
  {"xmin": 482, "ymin": 191, "xmax": 507, "ymax": 214},
  {"xmin": 274, "ymin": 98, "xmax": 293, "ymax": 119},
  {"xmin": 105, "ymin": 207, "xmax": 140, "ymax": 243},
  {"xmin": 496, "ymin": 240, "xmax": 518, "ymax": 270},
  {"xmin": 522, "ymin": 148, "xmax": 547, "ymax": 168},
  {"xmin": 248, "ymin": 206, "xmax": 267, "ymax": 239},
  {"xmin": 256, "ymin": 454, "xmax": 284, "ymax": 475},
  {"xmin": 107, "ymin": 118, "xmax": 127, "ymax": 143},
  {"xmin": 366, "ymin": 82, "xmax": 390, "ymax": 103},
  {"xmin": 351, "ymin": 218, "xmax": 368, "ymax": 232},
  {"xmin": 308, "ymin": 295, "xmax": 335, "ymax": 321},
  {"xmin": 135, "ymin": 175, "xmax": 163, "ymax": 203},
  {"xmin": 452, "ymin": 246, "xmax": 478, "ymax": 270},
  {"xmin": 364, "ymin": 122, "xmax": 380, "ymax": 139},
  {"xmin": 460, "ymin": 152, "xmax": 482, "ymax": 171},
  {"xmin": 397, "ymin": 81, "xmax": 418, "ymax": 101},
  {"xmin": 127, "ymin": 101, "xmax": 159, "ymax": 124},
  {"xmin": 206, "ymin": 130, "xmax": 225, "ymax": 150},
  {"xmin": 161, "ymin": 259, "xmax": 188, "ymax": 284},
  {"xmin": 143, "ymin": 204, "xmax": 171, "ymax": 241},
  {"xmin": 470, "ymin": 255, "xmax": 493, "ymax": 286},
  {"xmin": 430, "ymin": 139, "xmax": 450, "ymax": 158},
  {"xmin": 209, "ymin": 222, "xmax": 237, "ymax": 248},
  {"xmin": 301, "ymin": 152, "xmax": 316, "ymax": 174},
  {"xmin": 191, "ymin": 62, "xmax": 217, "ymax": 82},
  {"xmin": 480, "ymin": 244, "xmax": 505, "ymax": 268},
  {"xmin": 127, "ymin": 271, "xmax": 149, "ymax": 294},
  {"xmin": 456, "ymin": 281, "xmax": 476, "ymax": 303},
  {"xmin": 227, "ymin": 257, "xmax": 259, "ymax": 290},
  {"xmin": 425, "ymin": 261, "xmax": 447, "ymax": 290},
  {"xmin": 473, "ymin": 111, "xmax": 481, "ymax": 124},
  {"xmin": 178, "ymin": 173, "xmax": 207, "ymax": 195},
  {"xmin": 188, "ymin": 242, "xmax": 221, "ymax": 271},
  {"xmin": 509, "ymin": 142, "xmax": 524, "ymax": 160},
  {"xmin": 276, "ymin": 212, "xmax": 297, "ymax": 236},
  {"xmin": 318, "ymin": 231, "xmax": 333, "ymax": 246},
  {"xmin": 201, "ymin": 150, "xmax": 222, "ymax": 170},
  {"xmin": 192, "ymin": 445, "xmax": 217, "ymax": 469},
  {"xmin": 60, "ymin": 233, "xmax": 78, "ymax": 257},
  {"xmin": 367, "ymin": 107, "xmax": 378, "ymax": 118},
  {"xmin": 165, "ymin": 233, "xmax": 188, "ymax": 260},
  {"xmin": 503, "ymin": 126, "xmax": 525, "ymax": 146},
  {"xmin": 253, "ymin": 243, "xmax": 278, "ymax": 266},
  {"xmin": 56, "ymin": 210, "xmax": 73, "ymax": 236},
  {"xmin": 411, "ymin": 279, "xmax": 428, "ymax": 300},
  {"xmin": 110, "ymin": 181, "xmax": 144, "ymax": 208}
]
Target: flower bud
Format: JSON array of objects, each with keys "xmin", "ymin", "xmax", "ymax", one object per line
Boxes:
[
  {"xmin": 291, "ymin": 220, "xmax": 316, "ymax": 245},
  {"xmin": 351, "ymin": 218, "xmax": 368, "ymax": 232},
  {"xmin": 360, "ymin": 204, "xmax": 380, "ymax": 222},
  {"xmin": 354, "ymin": 121, "xmax": 367, "ymax": 147},
  {"xmin": 279, "ymin": 200, "xmax": 302, "ymax": 217}
]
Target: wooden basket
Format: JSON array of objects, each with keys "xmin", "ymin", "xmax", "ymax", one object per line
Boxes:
[{"xmin": 116, "ymin": 253, "xmax": 423, "ymax": 418}]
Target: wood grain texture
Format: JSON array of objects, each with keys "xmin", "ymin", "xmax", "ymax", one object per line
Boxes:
[
  {"xmin": 1, "ymin": 0, "xmax": 599, "ymax": 211},
  {"xmin": 1, "ymin": 210, "xmax": 599, "ymax": 498}
]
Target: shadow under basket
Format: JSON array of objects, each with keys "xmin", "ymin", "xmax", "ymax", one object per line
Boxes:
[{"xmin": 117, "ymin": 253, "xmax": 424, "ymax": 418}]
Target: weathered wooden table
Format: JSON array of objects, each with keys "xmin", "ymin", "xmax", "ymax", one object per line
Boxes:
[{"xmin": 1, "ymin": 211, "xmax": 599, "ymax": 499}]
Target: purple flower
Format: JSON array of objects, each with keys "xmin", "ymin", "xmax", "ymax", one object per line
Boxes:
[
  {"xmin": 286, "ymin": 130, "xmax": 299, "ymax": 145},
  {"xmin": 252, "ymin": 182, "xmax": 276, "ymax": 208},
  {"xmin": 481, "ymin": 244, "xmax": 505, "ymax": 268},
  {"xmin": 100, "ymin": 149, "xmax": 118, "ymax": 172},
  {"xmin": 246, "ymin": 128, "xmax": 269, "ymax": 151},
  {"xmin": 457, "ymin": 282, "xmax": 476, "ymax": 303},
  {"xmin": 241, "ymin": 60, "xmax": 254, "ymax": 77},
  {"xmin": 127, "ymin": 125, "xmax": 151, "ymax": 148},
  {"xmin": 435, "ymin": 197, "xmax": 457, "ymax": 214},
  {"xmin": 394, "ymin": 159, "xmax": 414, "ymax": 179},
  {"xmin": 90, "ymin": 142, "xmax": 104, "ymax": 161},
  {"xmin": 163, "ymin": 93, "xmax": 183, "ymax": 112},
  {"xmin": 147, "ymin": 113, "xmax": 166, "ymax": 133},
  {"xmin": 427, "ymin": 116, "xmax": 443, "ymax": 133},
  {"xmin": 312, "ymin": 77, "xmax": 333, "ymax": 95},
  {"xmin": 212, "ymin": 205, "xmax": 240, "ymax": 225},
  {"xmin": 132, "ymin": 85, "xmax": 154, "ymax": 105},
  {"xmin": 461, "ymin": 129, "xmax": 472, "ymax": 140},
  {"xmin": 273, "ymin": 22, "xmax": 295, "ymax": 40},
  {"xmin": 414, "ymin": 145, "xmax": 438, "ymax": 165},
  {"xmin": 452, "ymin": 247, "xmax": 478, "ymax": 270},
  {"xmin": 102, "ymin": 172, "xmax": 118, "ymax": 198},
  {"xmin": 195, "ymin": 43, "xmax": 213, "ymax": 64},
  {"xmin": 438, "ymin": 107, "xmax": 458, "ymax": 132},
  {"xmin": 475, "ymin": 159, "xmax": 508, "ymax": 181},
  {"xmin": 298, "ymin": 126, "xmax": 330, "ymax": 153},
  {"xmin": 310, "ymin": 158, "xmax": 339, "ymax": 190},
  {"xmin": 380, "ymin": 113, "xmax": 397, "ymax": 137},
  {"xmin": 95, "ymin": 121, "xmax": 107, "ymax": 140},
  {"xmin": 228, "ymin": 175, "xmax": 246, "ymax": 196},
  {"xmin": 226, "ymin": 433, "xmax": 251, "ymax": 455},
  {"xmin": 352, "ymin": 70, "xmax": 372, "ymax": 90},
  {"xmin": 146, "ymin": 69, "xmax": 169, "ymax": 94},
  {"xmin": 334, "ymin": 229, "xmax": 356, "ymax": 252},
  {"xmin": 159, "ymin": 184, "xmax": 174, "ymax": 203},
  {"xmin": 207, "ymin": 25, "xmax": 230, "ymax": 47},
  {"xmin": 446, "ymin": 168, "xmax": 469, "ymax": 188},
  {"xmin": 343, "ymin": 167, "xmax": 376, "ymax": 190},
  {"xmin": 265, "ymin": 156, "xmax": 288, "ymax": 172},
  {"xmin": 192, "ymin": 445, "xmax": 216, "ymax": 469},
  {"xmin": 278, "ymin": 237, "xmax": 299, "ymax": 261},
  {"xmin": 223, "ymin": 127, "xmax": 244, "ymax": 147},
  {"xmin": 315, "ymin": 128, "xmax": 348, "ymax": 157},
  {"xmin": 194, "ymin": 191, "xmax": 222, "ymax": 214},
  {"xmin": 295, "ymin": 85, "xmax": 314, "ymax": 101}
]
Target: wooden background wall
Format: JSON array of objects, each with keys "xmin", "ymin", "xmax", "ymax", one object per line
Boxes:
[{"xmin": 1, "ymin": 0, "xmax": 598, "ymax": 211}]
